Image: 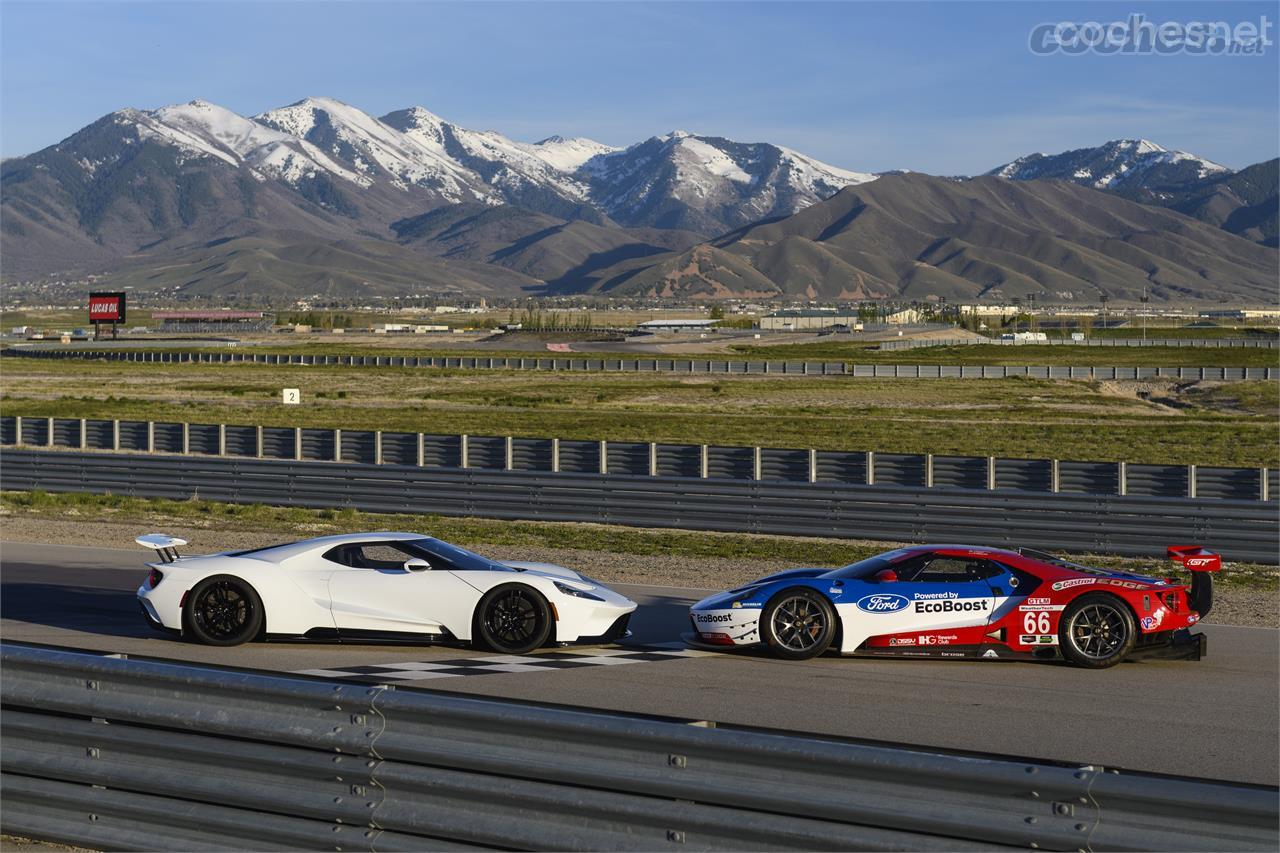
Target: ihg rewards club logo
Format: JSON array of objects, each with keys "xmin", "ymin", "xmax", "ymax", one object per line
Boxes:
[{"xmin": 1030, "ymin": 13, "xmax": 1272, "ymax": 56}]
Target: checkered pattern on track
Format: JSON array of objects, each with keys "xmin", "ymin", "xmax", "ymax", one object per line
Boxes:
[{"xmin": 294, "ymin": 646, "xmax": 711, "ymax": 682}]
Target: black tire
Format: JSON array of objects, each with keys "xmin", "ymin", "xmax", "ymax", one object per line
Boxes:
[
  {"xmin": 183, "ymin": 575, "xmax": 264, "ymax": 647},
  {"xmin": 474, "ymin": 584, "xmax": 553, "ymax": 654},
  {"xmin": 761, "ymin": 588, "xmax": 836, "ymax": 660},
  {"xmin": 1059, "ymin": 593, "xmax": 1136, "ymax": 669}
]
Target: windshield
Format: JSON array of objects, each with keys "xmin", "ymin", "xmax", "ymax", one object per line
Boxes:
[
  {"xmin": 408, "ymin": 537, "xmax": 510, "ymax": 573},
  {"xmin": 821, "ymin": 548, "xmax": 913, "ymax": 580}
]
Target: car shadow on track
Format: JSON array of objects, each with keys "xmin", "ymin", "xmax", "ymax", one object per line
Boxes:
[{"xmin": 0, "ymin": 581, "xmax": 172, "ymax": 642}]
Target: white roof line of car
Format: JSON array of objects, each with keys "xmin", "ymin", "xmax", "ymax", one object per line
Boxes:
[{"xmin": 236, "ymin": 532, "xmax": 429, "ymax": 562}]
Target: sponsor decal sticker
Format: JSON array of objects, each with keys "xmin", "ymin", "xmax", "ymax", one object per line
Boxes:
[
  {"xmin": 694, "ymin": 612, "xmax": 734, "ymax": 624},
  {"xmin": 1027, "ymin": 597, "xmax": 1052, "ymax": 606},
  {"xmin": 1188, "ymin": 614, "xmax": 1199, "ymax": 624},
  {"xmin": 1140, "ymin": 616, "xmax": 1158, "ymax": 629},
  {"xmin": 913, "ymin": 599, "xmax": 989, "ymax": 614},
  {"xmin": 982, "ymin": 649, "xmax": 1000, "ymax": 658},
  {"xmin": 913, "ymin": 591, "xmax": 959, "ymax": 601},
  {"xmin": 828, "ymin": 586, "xmax": 842, "ymax": 595},
  {"xmin": 1051, "ymin": 578, "xmax": 1096, "ymax": 591},
  {"xmin": 1019, "ymin": 634, "xmax": 1058, "ymax": 645},
  {"xmin": 916, "ymin": 634, "xmax": 959, "ymax": 645},
  {"xmin": 856, "ymin": 593, "xmax": 910, "ymax": 614},
  {"xmin": 1019, "ymin": 603, "xmax": 1066, "ymax": 611},
  {"xmin": 889, "ymin": 637, "xmax": 916, "ymax": 646}
]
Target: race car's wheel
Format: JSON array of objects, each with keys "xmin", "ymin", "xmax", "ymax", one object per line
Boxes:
[
  {"xmin": 183, "ymin": 576, "xmax": 264, "ymax": 647},
  {"xmin": 1059, "ymin": 594, "xmax": 1136, "ymax": 669},
  {"xmin": 762, "ymin": 588, "xmax": 835, "ymax": 660},
  {"xmin": 475, "ymin": 584, "xmax": 553, "ymax": 654}
]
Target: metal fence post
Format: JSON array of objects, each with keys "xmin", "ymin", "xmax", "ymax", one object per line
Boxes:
[
  {"xmin": 255, "ymin": 426, "xmax": 263, "ymax": 459},
  {"xmin": 295, "ymin": 428, "xmax": 303, "ymax": 462},
  {"xmin": 334, "ymin": 429, "xmax": 343, "ymax": 463},
  {"xmin": 80, "ymin": 418, "xmax": 87, "ymax": 449},
  {"xmin": 753, "ymin": 447, "xmax": 762, "ymax": 481},
  {"xmin": 460, "ymin": 434, "xmax": 469, "ymax": 469},
  {"xmin": 417, "ymin": 433, "xmax": 425, "ymax": 468},
  {"xmin": 1187, "ymin": 465, "xmax": 1196, "ymax": 499},
  {"xmin": 505, "ymin": 436, "xmax": 514, "ymax": 471},
  {"xmin": 45, "ymin": 417, "xmax": 54, "ymax": 448},
  {"xmin": 551, "ymin": 438, "xmax": 560, "ymax": 473},
  {"xmin": 599, "ymin": 440, "xmax": 608, "ymax": 475},
  {"xmin": 808, "ymin": 449, "xmax": 818, "ymax": 484},
  {"xmin": 1262, "ymin": 468, "xmax": 1270, "ymax": 502},
  {"xmin": 1118, "ymin": 461, "xmax": 1128, "ymax": 496},
  {"xmin": 866, "ymin": 451, "xmax": 875, "ymax": 485},
  {"xmin": 182, "ymin": 423, "xmax": 190, "ymax": 456},
  {"xmin": 147, "ymin": 421, "xmax": 155, "ymax": 454},
  {"xmin": 12, "ymin": 416, "xmax": 20, "ymax": 447},
  {"xmin": 375, "ymin": 431, "xmax": 384, "ymax": 466},
  {"xmin": 925, "ymin": 454, "xmax": 934, "ymax": 488},
  {"xmin": 112, "ymin": 420, "xmax": 120, "ymax": 451},
  {"xmin": 700, "ymin": 445, "xmax": 709, "ymax": 479},
  {"xmin": 648, "ymin": 442, "xmax": 658, "ymax": 477},
  {"xmin": 1051, "ymin": 459, "xmax": 1060, "ymax": 493},
  {"xmin": 218, "ymin": 424, "xmax": 226, "ymax": 456},
  {"xmin": 987, "ymin": 457, "xmax": 996, "ymax": 490}
]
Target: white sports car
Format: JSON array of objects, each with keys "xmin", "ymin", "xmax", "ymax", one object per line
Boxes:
[{"xmin": 135, "ymin": 532, "xmax": 637, "ymax": 653}]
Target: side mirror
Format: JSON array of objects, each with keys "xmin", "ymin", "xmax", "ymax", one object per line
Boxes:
[
  {"xmin": 874, "ymin": 569, "xmax": 899, "ymax": 583},
  {"xmin": 403, "ymin": 558, "xmax": 431, "ymax": 572}
]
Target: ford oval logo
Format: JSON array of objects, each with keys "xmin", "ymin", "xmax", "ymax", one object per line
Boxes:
[{"xmin": 856, "ymin": 593, "xmax": 909, "ymax": 613}]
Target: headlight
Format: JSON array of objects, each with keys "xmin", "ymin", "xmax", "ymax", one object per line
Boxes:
[{"xmin": 554, "ymin": 580, "xmax": 604, "ymax": 601}]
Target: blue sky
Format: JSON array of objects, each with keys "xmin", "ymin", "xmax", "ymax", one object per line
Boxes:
[{"xmin": 2, "ymin": 0, "xmax": 1276, "ymax": 173}]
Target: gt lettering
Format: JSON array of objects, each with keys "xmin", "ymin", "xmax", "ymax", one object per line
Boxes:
[{"xmin": 1023, "ymin": 611, "xmax": 1051, "ymax": 634}]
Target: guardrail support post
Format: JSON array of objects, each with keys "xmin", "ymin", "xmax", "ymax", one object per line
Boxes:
[
  {"xmin": 753, "ymin": 447, "xmax": 762, "ymax": 481},
  {"xmin": 808, "ymin": 449, "xmax": 817, "ymax": 484},
  {"xmin": 1187, "ymin": 465, "xmax": 1196, "ymax": 499},
  {"xmin": 866, "ymin": 451, "xmax": 875, "ymax": 485},
  {"xmin": 112, "ymin": 419, "xmax": 120, "ymax": 451},
  {"xmin": 335, "ymin": 429, "xmax": 343, "ymax": 463},
  {"xmin": 182, "ymin": 423, "xmax": 190, "ymax": 455},
  {"xmin": 648, "ymin": 442, "xmax": 658, "ymax": 477},
  {"xmin": 1051, "ymin": 459, "xmax": 1060, "ymax": 493},
  {"xmin": 599, "ymin": 440, "xmax": 608, "ymax": 475},
  {"xmin": 147, "ymin": 420, "xmax": 155, "ymax": 454},
  {"xmin": 1262, "ymin": 468, "xmax": 1270, "ymax": 502},
  {"xmin": 255, "ymin": 426, "xmax": 263, "ymax": 459},
  {"xmin": 551, "ymin": 438, "xmax": 560, "ymax": 473},
  {"xmin": 218, "ymin": 424, "xmax": 226, "ymax": 456},
  {"xmin": 12, "ymin": 416, "xmax": 20, "ymax": 447},
  {"xmin": 80, "ymin": 418, "xmax": 87, "ymax": 449},
  {"xmin": 295, "ymin": 427, "xmax": 303, "ymax": 461},
  {"xmin": 375, "ymin": 431, "xmax": 384, "ymax": 465},
  {"xmin": 460, "ymin": 434, "xmax": 469, "ymax": 469},
  {"xmin": 925, "ymin": 454, "xmax": 934, "ymax": 488},
  {"xmin": 505, "ymin": 436, "xmax": 514, "ymax": 471},
  {"xmin": 987, "ymin": 456, "xmax": 996, "ymax": 490},
  {"xmin": 417, "ymin": 433, "xmax": 425, "ymax": 468},
  {"xmin": 1118, "ymin": 461, "xmax": 1127, "ymax": 496},
  {"xmin": 700, "ymin": 445, "xmax": 709, "ymax": 479}
]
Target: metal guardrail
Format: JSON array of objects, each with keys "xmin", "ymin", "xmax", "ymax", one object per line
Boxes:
[
  {"xmin": 878, "ymin": 337, "xmax": 1280, "ymax": 350},
  {"xmin": 3, "ymin": 346, "xmax": 1274, "ymax": 380},
  {"xmin": 2, "ymin": 643, "xmax": 1275, "ymax": 852},
  {"xmin": 2, "ymin": 414, "xmax": 1272, "ymax": 503},
  {"xmin": 2, "ymin": 449, "xmax": 1276, "ymax": 562}
]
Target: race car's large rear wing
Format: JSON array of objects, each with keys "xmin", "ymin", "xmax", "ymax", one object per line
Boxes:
[
  {"xmin": 1168, "ymin": 545, "xmax": 1219, "ymax": 617},
  {"xmin": 136, "ymin": 533, "xmax": 187, "ymax": 564},
  {"xmin": 1167, "ymin": 545, "xmax": 1222, "ymax": 572}
]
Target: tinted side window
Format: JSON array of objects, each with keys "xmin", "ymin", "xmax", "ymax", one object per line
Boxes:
[
  {"xmin": 897, "ymin": 556, "xmax": 1001, "ymax": 583},
  {"xmin": 323, "ymin": 542, "xmax": 422, "ymax": 570}
]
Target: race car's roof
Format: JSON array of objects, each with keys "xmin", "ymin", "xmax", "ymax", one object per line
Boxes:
[{"xmin": 227, "ymin": 531, "xmax": 426, "ymax": 563}]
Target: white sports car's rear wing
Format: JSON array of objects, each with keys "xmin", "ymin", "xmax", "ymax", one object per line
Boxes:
[{"xmin": 136, "ymin": 534, "xmax": 188, "ymax": 564}]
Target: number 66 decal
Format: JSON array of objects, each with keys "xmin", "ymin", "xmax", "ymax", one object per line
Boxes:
[{"xmin": 1023, "ymin": 611, "xmax": 1052, "ymax": 634}]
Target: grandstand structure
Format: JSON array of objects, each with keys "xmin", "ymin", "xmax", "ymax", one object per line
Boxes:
[{"xmin": 152, "ymin": 311, "xmax": 274, "ymax": 334}]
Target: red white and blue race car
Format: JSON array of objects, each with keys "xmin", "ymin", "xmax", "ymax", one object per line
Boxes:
[{"xmin": 685, "ymin": 544, "xmax": 1218, "ymax": 668}]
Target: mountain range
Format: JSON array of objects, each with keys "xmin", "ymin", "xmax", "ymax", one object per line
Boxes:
[{"xmin": 1, "ymin": 96, "xmax": 1275, "ymax": 303}]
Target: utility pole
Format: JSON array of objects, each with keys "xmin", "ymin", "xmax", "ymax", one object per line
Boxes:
[{"xmin": 1141, "ymin": 286, "xmax": 1149, "ymax": 342}]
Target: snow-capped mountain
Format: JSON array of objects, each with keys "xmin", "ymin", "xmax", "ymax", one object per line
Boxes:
[{"xmin": 987, "ymin": 139, "xmax": 1229, "ymax": 191}]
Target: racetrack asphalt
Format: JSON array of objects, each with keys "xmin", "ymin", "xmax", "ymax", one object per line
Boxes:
[{"xmin": 2, "ymin": 541, "xmax": 1276, "ymax": 786}]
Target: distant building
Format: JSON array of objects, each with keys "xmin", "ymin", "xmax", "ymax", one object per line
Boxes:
[
  {"xmin": 1199, "ymin": 309, "xmax": 1280, "ymax": 320},
  {"xmin": 884, "ymin": 308, "xmax": 924, "ymax": 324},
  {"xmin": 758, "ymin": 310, "xmax": 860, "ymax": 331},
  {"xmin": 635, "ymin": 319, "xmax": 719, "ymax": 332},
  {"xmin": 152, "ymin": 311, "xmax": 273, "ymax": 333}
]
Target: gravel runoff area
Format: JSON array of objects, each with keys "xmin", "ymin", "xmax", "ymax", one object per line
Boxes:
[{"xmin": 1, "ymin": 517, "xmax": 1274, "ymax": 629}]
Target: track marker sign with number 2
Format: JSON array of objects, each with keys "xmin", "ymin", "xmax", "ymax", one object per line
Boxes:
[{"xmin": 283, "ymin": 388, "xmax": 300, "ymax": 405}]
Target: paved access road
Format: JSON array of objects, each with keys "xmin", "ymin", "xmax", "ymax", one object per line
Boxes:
[{"xmin": 2, "ymin": 541, "xmax": 1275, "ymax": 785}]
